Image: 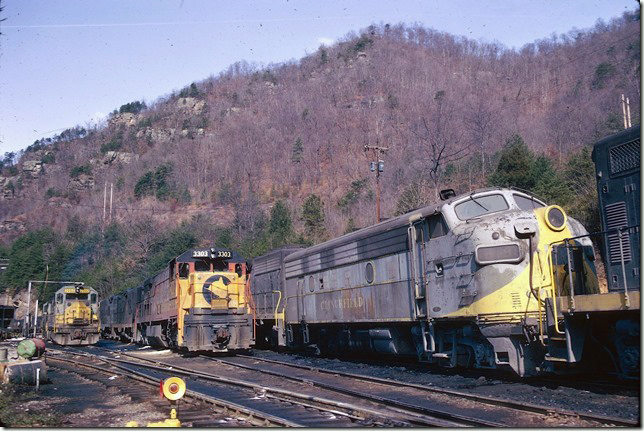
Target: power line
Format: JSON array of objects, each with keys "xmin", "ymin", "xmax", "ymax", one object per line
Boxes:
[{"xmin": 5, "ymin": 193, "xmax": 231, "ymax": 214}]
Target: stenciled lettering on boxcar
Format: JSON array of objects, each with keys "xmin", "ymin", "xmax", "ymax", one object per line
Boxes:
[{"xmin": 320, "ymin": 295, "xmax": 364, "ymax": 311}]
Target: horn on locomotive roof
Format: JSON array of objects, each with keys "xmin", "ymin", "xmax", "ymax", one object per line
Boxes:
[{"xmin": 439, "ymin": 189, "xmax": 456, "ymax": 200}]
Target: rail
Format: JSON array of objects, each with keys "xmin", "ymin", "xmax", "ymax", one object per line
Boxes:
[{"xmin": 45, "ymin": 347, "xmax": 301, "ymax": 427}]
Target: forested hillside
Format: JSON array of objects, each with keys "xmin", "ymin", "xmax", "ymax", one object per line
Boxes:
[{"xmin": 0, "ymin": 11, "xmax": 639, "ymax": 301}]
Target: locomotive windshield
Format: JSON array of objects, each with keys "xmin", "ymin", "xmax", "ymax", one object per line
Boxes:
[
  {"xmin": 454, "ymin": 194, "xmax": 509, "ymax": 220},
  {"xmin": 513, "ymin": 194, "xmax": 546, "ymax": 210},
  {"xmin": 195, "ymin": 260, "xmax": 210, "ymax": 271}
]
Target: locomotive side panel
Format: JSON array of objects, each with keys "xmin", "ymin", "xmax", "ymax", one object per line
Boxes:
[
  {"xmin": 251, "ymin": 246, "xmax": 304, "ymax": 347},
  {"xmin": 592, "ymin": 124, "xmax": 640, "ymax": 292},
  {"xmin": 291, "ymin": 253, "xmax": 413, "ymax": 323},
  {"xmin": 285, "ymin": 225, "xmax": 412, "ymax": 324},
  {"xmin": 252, "ymin": 249, "xmax": 287, "ymax": 320}
]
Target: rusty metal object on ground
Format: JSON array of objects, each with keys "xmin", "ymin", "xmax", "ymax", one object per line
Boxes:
[
  {"xmin": 16, "ymin": 338, "xmax": 46, "ymax": 359},
  {"xmin": 2, "ymin": 359, "xmax": 47, "ymax": 385}
]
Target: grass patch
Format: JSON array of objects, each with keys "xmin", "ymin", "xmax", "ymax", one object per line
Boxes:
[{"xmin": 0, "ymin": 383, "xmax": 62, "ymax": 427}]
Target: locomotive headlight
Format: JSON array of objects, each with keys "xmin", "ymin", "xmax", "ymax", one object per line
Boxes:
[{"xmin": 544, "ymin": 205, "xmax": 567, "ymax": 231}]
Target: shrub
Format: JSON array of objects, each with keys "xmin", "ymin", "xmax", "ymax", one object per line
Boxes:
[
  {"xmin": 45, "ymin": 188, "xmax": 62, "ymax": 199},
  {"xmin": 118, "ymin": 100, "xmax": 147, "ymax": 114},
  {"xmin": 591, "ymin": 62, "xmax": 615, "ymax": 89},
  {"xmin": 41, "ymin": 153, "xmax": 56, "ymax": 164},
  {"xmin": 70, "ymin": 164, "xmax": 92, "ymax": 178},
  {"xmin": 134, "ymin": 172, "xmax": 155, "ymax": 198},
  {"xmin": 100, "ymin": 133, "xmax": 123, "ymax": 154}
]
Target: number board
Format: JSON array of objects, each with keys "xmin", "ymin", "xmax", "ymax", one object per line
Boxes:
[
  {"xmin": 64, "ymin": 287, "xmax": 90, "ymax": 294},
  {"xmin": 191, "ymin": 249, "xmax": 233, "ymax": 259}
]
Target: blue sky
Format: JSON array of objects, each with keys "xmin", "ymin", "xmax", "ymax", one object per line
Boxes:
[{"xmin": 0, "ymin": 0, "xmax": 638, "ymax": 155}]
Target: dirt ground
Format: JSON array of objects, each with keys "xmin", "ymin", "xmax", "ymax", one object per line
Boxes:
[{"xmin": 1, "ymin": 366, "xmax": 177, "ymax": 427}]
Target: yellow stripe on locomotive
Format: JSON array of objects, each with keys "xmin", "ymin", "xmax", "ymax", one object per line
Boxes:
[{"xmin": 446, "ymin": 205, "xmax": 598, "ymax": 320}]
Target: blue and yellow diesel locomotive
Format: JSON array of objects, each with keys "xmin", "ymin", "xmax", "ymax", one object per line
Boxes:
[
  {"xmin": 43, "ymin": 284, "xmax": 100, "ymax": 345},
  {"xmin": 100, "ymin": 247, "xmax": 254, "ymax": 352},
  {"xmin": 251, "ymin": 188, "xmax": 607, "ymax": 376}
]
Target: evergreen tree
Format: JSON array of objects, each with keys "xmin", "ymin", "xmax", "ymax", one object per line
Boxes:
[
  {"xmin": 530, "ymin": 155, "xmax": 571, "ymax": 205},
  {"xmin": 301, "ymin": 194, "xmax": 326, "ymax": 241},
  {"xmin": 291, "ymin": 138, "xmax": 304, "ymax": 163},
  {"xmin": 268, "ymin": 200, "xmax": 293, "ymax": 247},
  {"xmin": 0, "ymin": 229, "xmax": 70, "ymax": 299},
  {"xmin": 487, "ymin": 134, "xmax": 534, "ymax": 191},
  {"xmin": 563, "ymin": 147, "xmax": 600, "ymax": 232}
]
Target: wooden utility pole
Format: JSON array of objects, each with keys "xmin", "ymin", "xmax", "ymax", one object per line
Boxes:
[
  {"xmin": 621, "ymin": 94, "xmax": 632, "ymax": 129},
  {"xmin": 103, "ymin": 181, "xmax": 107, "ymax": 224},
  {"xmin": 109, "ymin": 182, "xmax": 113, "ymax": 221},
  {"xmin": 364, "ymin": 144, "xmax": 389, "ymax": 223}
]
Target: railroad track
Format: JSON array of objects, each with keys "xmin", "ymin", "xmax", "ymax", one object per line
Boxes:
[
  {"xmin": 86, "ymin": 344, "xmax": 637, "ymax": 427},
  {"xmin": 47, "ymin": 347, "xmax": 386, "ymax": 427},
  {"xmin": 216, "ymin": 353, "xmax": 640, "ymax": 428},
  {"xmin": 45, "ymin": 347, "xmax": 299, "ymax": 427},
  {"xmin": 278, "ymin": 349, "xmax": 640, "ymax": 396},
  {"xmin": 80, "ymin": 345, "xmax": 502, "ymax": 427}
]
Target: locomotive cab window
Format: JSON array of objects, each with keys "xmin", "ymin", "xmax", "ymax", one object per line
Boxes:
[
  {"xmin": 428, "ymin": 214, "xmax": 448, "ymax": 238},
  {"xmin": 178, "ymin": 263, "xmax": 190, "ymax": 278},
  {"xmin": 213, "ymin": 259, "xmax": 228, "ymax": 271},
  {"xmin": 169, "ymin": 260, "xmax": 175, "ymax": 281},
  {"xmin": 90, "ymin": 293, "xmax": 97, "ymax": 304},
  {"xmin": 454, "ymin": 194, "xmax": 509, "ymax": 220},
  {"xmin": 513, "ymin": 194, "xmax": 546, "ymax": 210},
  {"xmin": 56, "ymin": 293, "xmax": 63, "ymax": 304},
  {"xmin": 195, "ymin": 260, "xmax": 210, "ymax": 272}
]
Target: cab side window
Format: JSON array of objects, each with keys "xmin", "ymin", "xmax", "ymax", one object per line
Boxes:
[
  {"xmin": 56, "ymin": 293, "xmax": 63, "ymax": 304},
  {"xmin": 428, "ymin": 214, "xmax": 448, "ymax": 238},
  {"xmin": 178, "ymin": 263, "xmax": 190, "ymax": 278}
]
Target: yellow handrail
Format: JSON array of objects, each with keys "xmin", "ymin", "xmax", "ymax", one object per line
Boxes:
[
  {"xmin": 548, "ymin": 244, "xmax": 565, "ymax": 335},
  {"xmin": 273, "ymin": 290, "xmax": 283, "ymax": 323}
]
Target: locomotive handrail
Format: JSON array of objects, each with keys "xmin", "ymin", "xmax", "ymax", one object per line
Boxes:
[
  {"xmin": 545, "ymin": 224, "xmax": 639, "ymax": 336},
  {"xmin": 245, "ymin": 276, "xmax": 257, "ymax": 340},
  {"xmin": 273, "ymin": 290, "xmax": 283, "ymax": 328},
  {"xmin": 549, "ymin": 224, "xmax": 639, "ymax": 299},
  {"xmin": 526, "ymin": 235, "xmax": 547, "ymax": 345},
  {"xmin": 547, "ymin": 244, "xmax": 565, "ymax": 336}
]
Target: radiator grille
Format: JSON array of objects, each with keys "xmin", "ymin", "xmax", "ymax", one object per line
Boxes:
[
  {"xmin": 609, "ymin": 139, "xmax": 640, "ymax": 175},
  {"xmin": 605, "ymin": 201, "xmax": 631, "ymax": 264}
]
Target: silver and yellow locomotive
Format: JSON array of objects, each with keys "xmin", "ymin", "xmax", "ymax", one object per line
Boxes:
[
  {"xmin": 252, "ymin": 188, "xmax": 603, "ymax": 376},
  {"xmin": 43, "ymin": 284, "xmax": 100, "ymax": 345}
]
